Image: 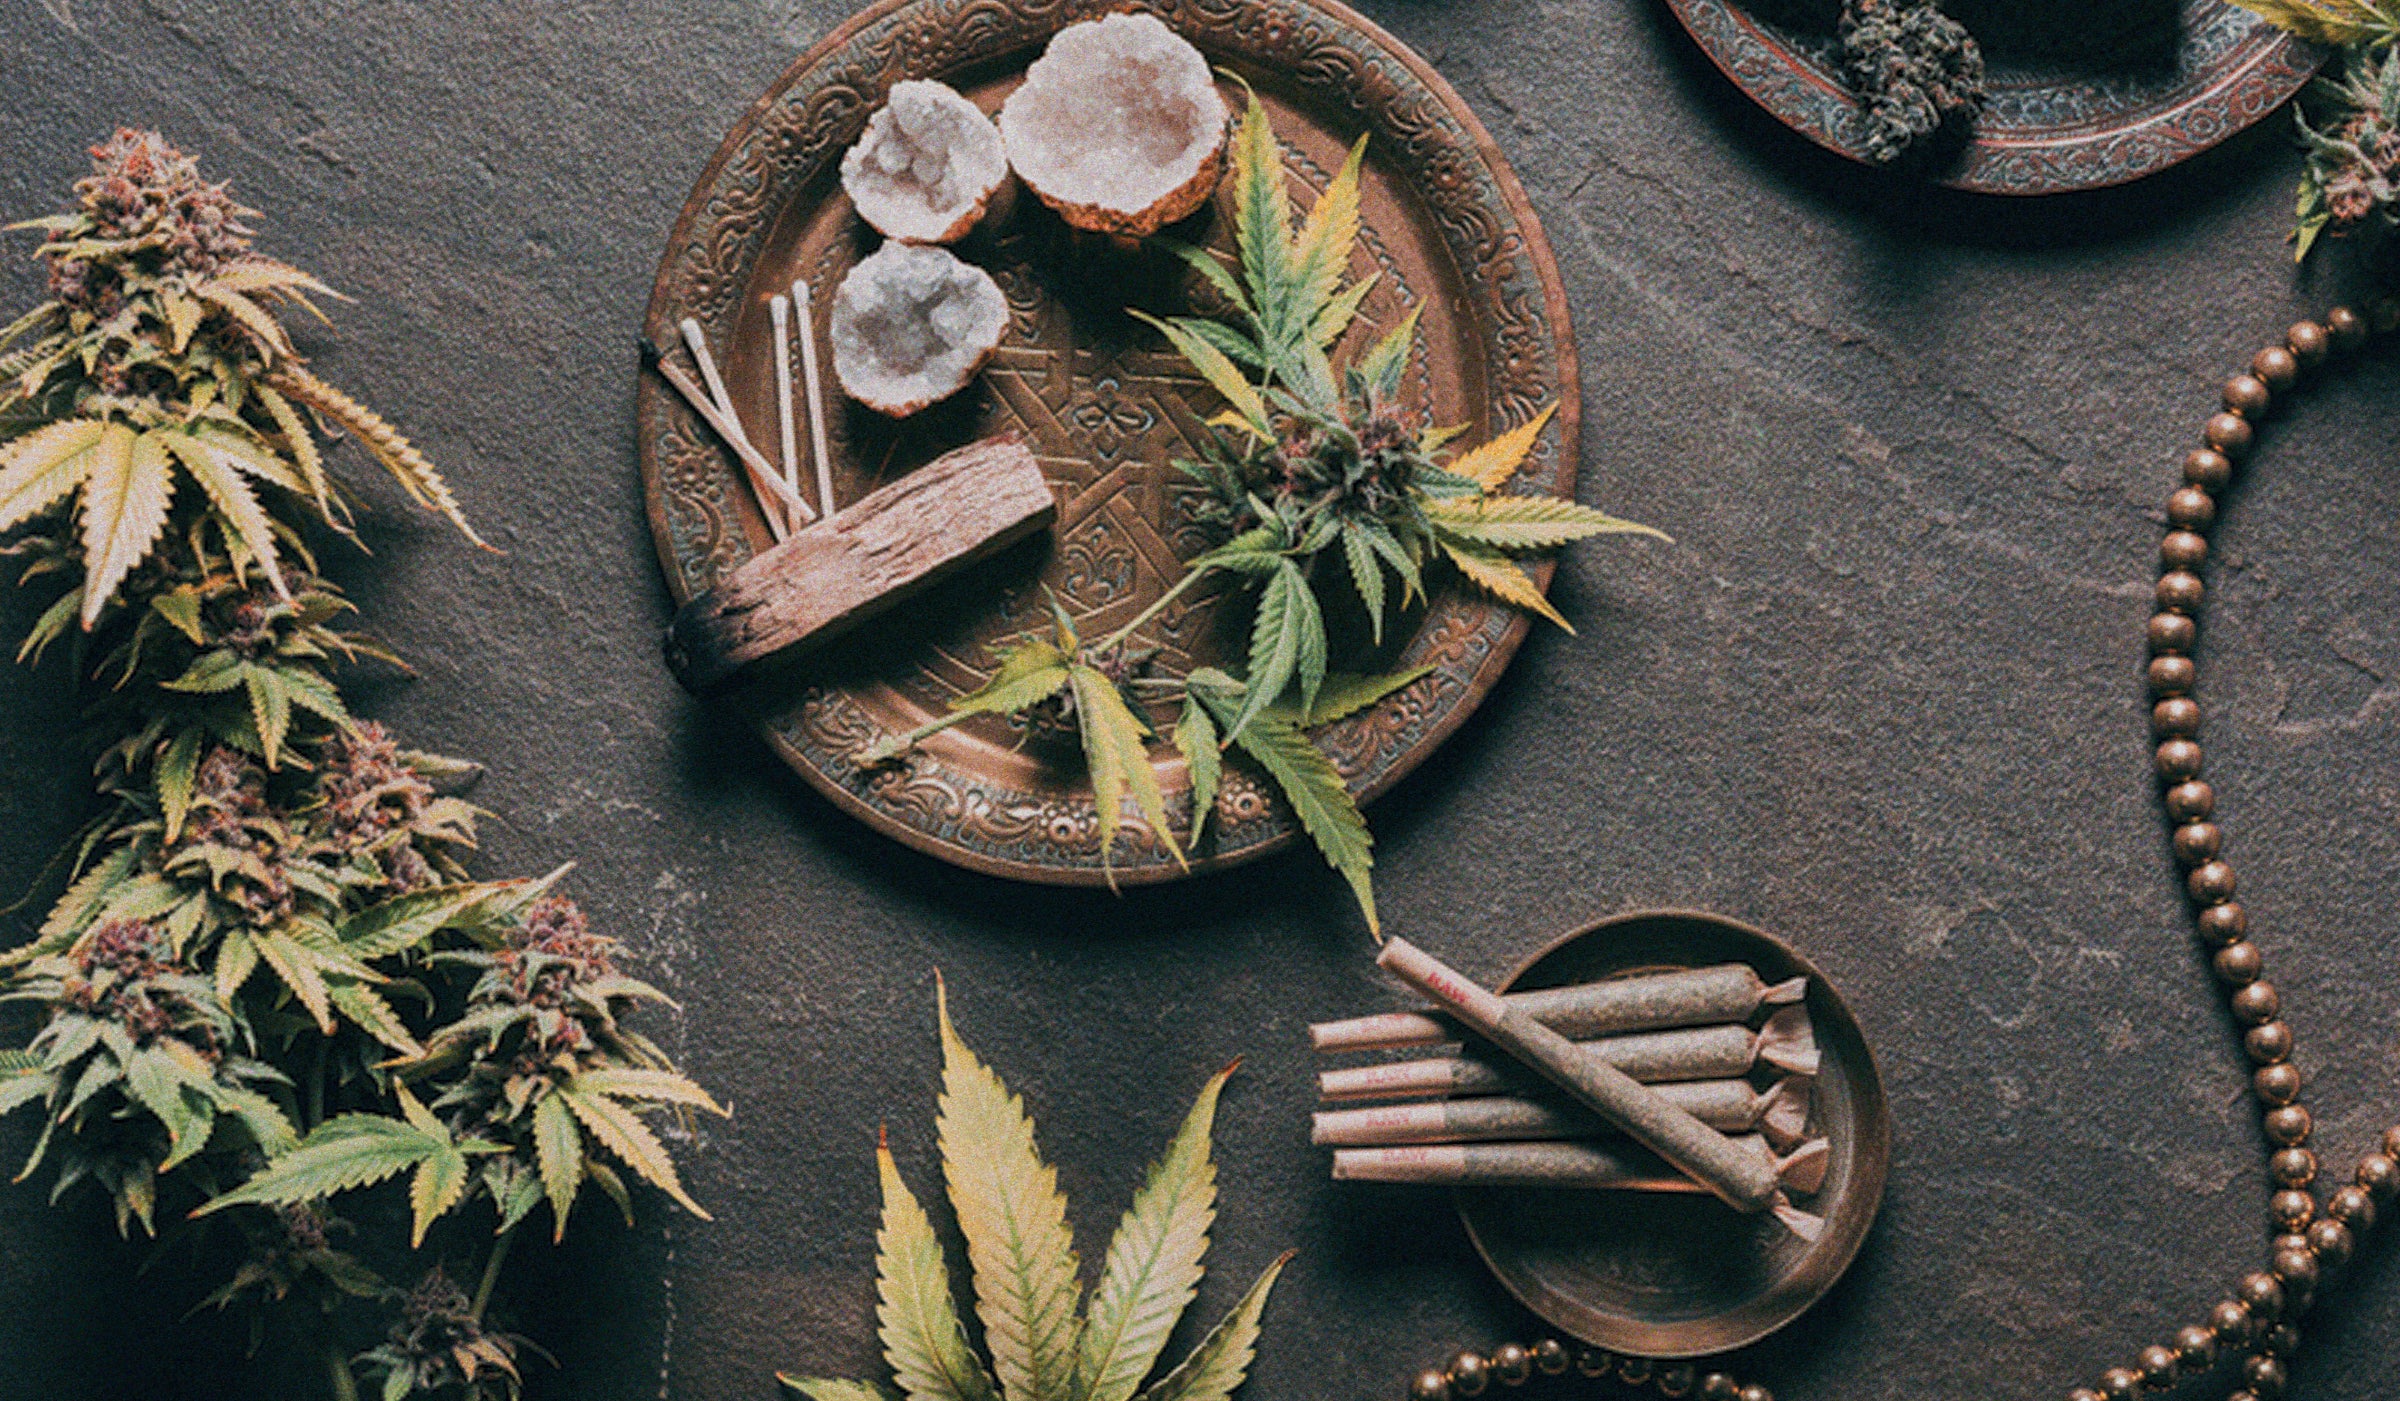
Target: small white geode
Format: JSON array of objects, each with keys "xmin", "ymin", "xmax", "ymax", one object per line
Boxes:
[
  {"xmin": 840, "ymin": 80, "xmax": 1010, "ymax": 244},
  {"xmin": 999, "ymin": 12, "xmax": 1229, "ymax": 236},
  {"xmin": 829, "ymin": 242, "xmax": 1009, "ymax": 417}
]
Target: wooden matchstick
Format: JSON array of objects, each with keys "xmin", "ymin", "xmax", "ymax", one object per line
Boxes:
[
  {"xmin": 770, "ymin": 294, "xmax": 801, "ymax": 509},
  {"xmin": 791, "ymin": 278, "xmax": 837, "ymax": 519},
  {"xmin": 638, "ymin": 336, "xmax": 816, "ymax": 534},
  {"xmin": 679, "ymin": 315, "xmax": 809, "ymax": 534}
]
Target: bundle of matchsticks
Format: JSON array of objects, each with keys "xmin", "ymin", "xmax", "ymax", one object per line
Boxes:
[
  {"xmin": 1315, "ymin": 940, "xmax": 1834, "ymax": 1240},
  {"xmin": 641, "ymin": 285, "xmax": 840, "ymax": 538}
]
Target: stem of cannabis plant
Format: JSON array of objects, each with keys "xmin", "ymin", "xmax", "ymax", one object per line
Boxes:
[
  {"xmin": 1093, "ymin": 563, "xmax": 1214, "ymax": 655},
  {"xmin": 471, "ymin": 1224, "xmax": 518, "ymax": 1324},
  {"xmin": 324, "ymin": 1341, "xmax": 361, "ymax": 1401}
]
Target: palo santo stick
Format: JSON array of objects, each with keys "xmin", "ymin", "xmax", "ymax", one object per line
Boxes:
[
  {"xmin": 1316, "ymin": 1005, "xmax": 1820, "ymax": 1102},
  {"xmin": 640, "ymin": 336, "xmax": 816, "ymax": 535},
  {"xmin": 1312, "ymin": 1076, "xmax": 1812, "ymax": 1151},
  {"xmin": 1312, "ymin": 964, "xmax": 1806, "ymax": 1052},
  {"xmin": 1376, "ymin": 939, "xmax": 1803, "ymax": 1228},
  {"xmin": 1334, "ymin": 1137, "xmax": 1831, "ymax": 1206},
  {"xmin": 770, "ymin": 293, "xmax": 801, "ymax": 507},
  {"xmin": 791, "ymin": 278, "xmax": 837, "ymax": 519}
]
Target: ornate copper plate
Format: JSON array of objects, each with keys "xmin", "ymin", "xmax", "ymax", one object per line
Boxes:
[
  {"xmin": 1665, "ymin": 0, "xmax": 2321, "ymax": 195},
  {"xmin": 1460, "ymin": 910, "xmax": 1891, "ymax": 1357},
  {"xmin": 638, "ymin": 0, "xmax": 1579, "ymax": 885}
]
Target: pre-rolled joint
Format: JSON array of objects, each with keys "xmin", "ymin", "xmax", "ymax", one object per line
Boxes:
[{"xmin": 1757, "ymin": 1005, "xmax": 1821, "ymax": 1078}]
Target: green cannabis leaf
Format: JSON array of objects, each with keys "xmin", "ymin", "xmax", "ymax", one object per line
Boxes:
[
  {"xmin": 2232, "ymin": 0, "xmax": 2400, "ymax": 47},
  {"xmin": 2235, "ymin": 2, "xmax": 2400, "ymax": 259},
  {"xmin": 780, "ymin": 980, "xmax": 1289, "ymax": 1401}
]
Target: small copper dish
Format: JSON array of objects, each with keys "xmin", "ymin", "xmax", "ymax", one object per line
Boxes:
[
  {"xmin": 1663, "ymin": 0, "xmax": 2320, "ymax": 195},
  {"xmin": 1457, "ymin": 909, "xmax": 1890, "ymax": 1357}
]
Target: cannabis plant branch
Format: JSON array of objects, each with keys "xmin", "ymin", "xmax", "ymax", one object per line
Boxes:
[
  {"xmin": 0, "ymin": 130, "xmax": 720, "ymax": 1401},
  {"xmin": 859, "ymin": 93, "xmax": 1663, "ymax": 934},
  {"xmin": 779, "ymin": 978, "xmax": 1289, "ymax": 1401},
  {"xmin": 2234, "ymin": 2, "xmax": 2400, "ymax": 258}
]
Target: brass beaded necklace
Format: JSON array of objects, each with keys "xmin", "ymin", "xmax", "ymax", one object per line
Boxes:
[{"xmin": 1397, "ymin": 305, "xmax": 2400, "ymax": 1401}]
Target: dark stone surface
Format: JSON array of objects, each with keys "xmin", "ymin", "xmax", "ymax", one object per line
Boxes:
[{"xmin": 3, "ymin": 1, "xmax": 2400, "ymax": 1397}]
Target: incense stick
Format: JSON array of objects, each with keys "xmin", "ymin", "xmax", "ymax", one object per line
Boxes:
[
  {"xmin": 791, "ymin": 279, "xmax": 837, "ymax": 519},
  {"xmin": 643, "ymin": 335, "xmax": 815, "ymax": 535},
  {"xmin": 771, "ymin": 294, "xmax": 801, "ymax": 510},
  {"xmin": 1375, "ymin": 938, "xmax": 1790, "ymax": 1222},
  {"xmin": 1311, "ymin": 965, "xmax": 1807, "ymax": 1053}
]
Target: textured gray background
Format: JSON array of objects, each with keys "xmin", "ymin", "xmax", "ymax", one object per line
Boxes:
[{"xmin": 3, "ymin": 1, "xmax": 2399, "ymax": 1397}]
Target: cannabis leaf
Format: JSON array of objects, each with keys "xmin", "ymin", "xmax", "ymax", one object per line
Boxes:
[
  {"xmin": 2232, "ymin": 0, "xmax": 2400, "ymax": 46},
  {"xmin": 938, "ymin": 979, "xmax": 1084, "ymax": 1401},
  {"xmin": 1188, "ymin": 669, "xmax": 1377, "ymax": 935},
  {"xmin": 782, "ymin": 983, "xmax": 1286, "ymax": 1401},
  {"xmin": 196, "ymin": 1089, "xmax": 497, "ymax": 1250}
]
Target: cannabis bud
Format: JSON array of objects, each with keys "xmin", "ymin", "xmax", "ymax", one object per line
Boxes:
[
  {"xmin": 44, "ymin": 129, "xmax": 255, "ymax": 313},
  {"xmin": 2294, "ymin": 48, "xmax": 2400, "ymax": 261},
  {"xmin": 1837, "ymin": 0, "xmax": 1987, "ymax": 166},
  {"xmin": 356, "ymin": 1267, "xmax": 528, "ymax": 1401},
  {"xmin": 61, "ymin": 918, "xmax": 221, "ymax": 1055}
]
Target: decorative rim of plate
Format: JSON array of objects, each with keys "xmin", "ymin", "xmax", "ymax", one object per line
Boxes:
[
  {"xmin": 1458, "ymin": 908, "xmax": 1892, "ymax": 1358},
  {"xmin": 1664, "ymin": 0, "xmax": 2323, "ymax": 195},
  {"xmin": 637, "ymin": 0, "xmax": 1583, "ymax": 886}
]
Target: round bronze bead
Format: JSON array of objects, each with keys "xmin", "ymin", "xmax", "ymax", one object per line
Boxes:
[
  {"xmin": 2212, "ymin": 938, "xmax": 2260, "ymax": 983},
  {"xmin": 1700, "ymin": 1374, "xmax": 1739, "ymax": 1401},
  {"xmin": 2184, "ymin": 448, "xmax": 2233, "ymax": 490},
  {"xmin": 2166, "ymin": 487, "xmax": 2217, "ymax": 530},
  {"xmin": 2228, "ymin": 1392, "xmax": 2261, "ymax": 1401},
  {"xmin": 2222, "ymin": 374, "xmax": 2272, "ymax": 417},
  {"xmin": 1737, "ymin": 1387, "xmax": 1772, "ymax": 1401},
  {"xmin": 2153, "ymin": 697, "xmax": 2202, "ymax": 738},
  {"xmin": 2328, "ymin": 1184, "xmax": 2376, "ymax": 1231},
  {"xmin": 2188, "ymin": 860, "xmax": 2237, "ymax": 905},
  {"xmin": 2138, "ymin": 1344, "xmax": 2178, "ymax": 1389},
  {"xmin": 2230, "ymin": 978, "xmax": 2278, "ymax": 1023},
  {"xmin": 2157, "ymin": 739, "xmax": 2204, "ymax": 783},
  {"xmin": 2069, "ymin": 1390, "xmax": 2105, "ymax": 1401},
  {"xmin": 2247, "ymin": 1019, "xmax": 2294, "ymax": 1065},
  {"xmin": 2239, "ymin": 1270, "xmax": 2286, "ymax": 1320},
  {"xmin": 2270, "ymin": 1189, "xmax": 2316, "ymax": 1232},
  {"xmin": 2211, "ymin": 1298, "xmax": 2255, "ymax": 1345},
  {"xmin": 2166, "ymin": 780, "xmax": 2219, "ymax": 823},
  {"xmin": 2308, "ymin": 1217, "xmax": 2355, "ymax": 1268},
  {"xmin": 2326, "ymin": 304, "xmax": 2366, "ymax": 346},
  {"xmin": 2253, "ymin": 1061, "xmax": 2301, "ymax": 1105},
  {"xmin": 2157, "ymin": 571, "xmax": 2206, "ymax": 613},
  {"xmin": 1447, "ymin": 1352, "xmax": 1489, "ymax": 1397},
  {"xmin": 1490, "ymin": 1343, "xmax": 1531, "ymax": 1387},
  {"xmin": 2150, "ymin": 655, "xmax": 2198, "ymax": 697},
  {"xmin": 2099, "ymin": 1365, "xmax": 2142, "ymax": 1401},
  {"xmin": 2272, "ymin": 1242, "xmax": 2319, "ymax": 1291},
  {"xmin": 2271, "ymin": 1146, "xmax": 2318, "ymax": 1188},
  {"xmin": 2356, "ymin": 1153, "xmax": 2400, "ymax": 1202},
  {"xmin": 2174, "ymin": 1324, "xmax": 2217, "ymax": 1373},
  {"xmin": 1616, "ymin": 1355, "xmax": 1653, "ymax": 1386},
  {"xmin": 1657, "ymin": 1363, "xmax": 1697, "ymax": 1398},
  {"xmin": 2287, "ymin": 320, "xmax": 2329, "ymax": 366},
  {"xmin": 1530, "ymin": 1339, "xmax": 1568, "ymax": 1377},
  {"xmin": 2205, "ymin": 412, "xmax": 2255, "ymax": 456},
  {"xmin": 2253, "ymin": 345, "xmax": 2300, "ymax": 390},
  {"xmin": 2264, "ymin": 1104, "xmax": 2313, "ymax": 1150},
  {"xmin": 2149, "ymin": 611, "xmax": 2198, "ymax": 655},
  {"xmin": 2161, "ymin": 530, "xmax": 2210, "ymax": 571},
  {"xmin": 2245, "ymin": 1353, "xmax": 2290, "ymax": 1400},
  {"xmin": 2176, "ymin": 821, "xmax": 2223, "ymax": 865},
  {"xmin": 1575, "ymin": 1347, "xmax": 1612, "ymax": 1379},
  {"xmin": 2198, "ymin": 899, "xmax": 2247, "ymax": 945},
  {"xmin": 1412, "ymin": 1369, "xmax": 1454, "ymax": 1401}
]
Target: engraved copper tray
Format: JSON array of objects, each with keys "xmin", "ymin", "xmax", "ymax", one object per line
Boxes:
[
  {"xmin": 1665, "ymin": 0, "xmax": 2320, "ymax": 195},
  {"xmin": 638, "ymin": 0, "xmax": 1580, "ymax": 886},
  {"xmin": 1460, "ymin": 910, "xmax": 1891, "ymax": 1357}
]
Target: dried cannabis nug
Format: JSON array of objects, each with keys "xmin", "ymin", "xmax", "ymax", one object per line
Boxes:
[
  {"xmin": 2296, "ymin": 46, "xmax": 2400, "ymax": 260},
  {"xmin": 1838, "ymin": 0, "xmax": 1987, "ymax": 165}
]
